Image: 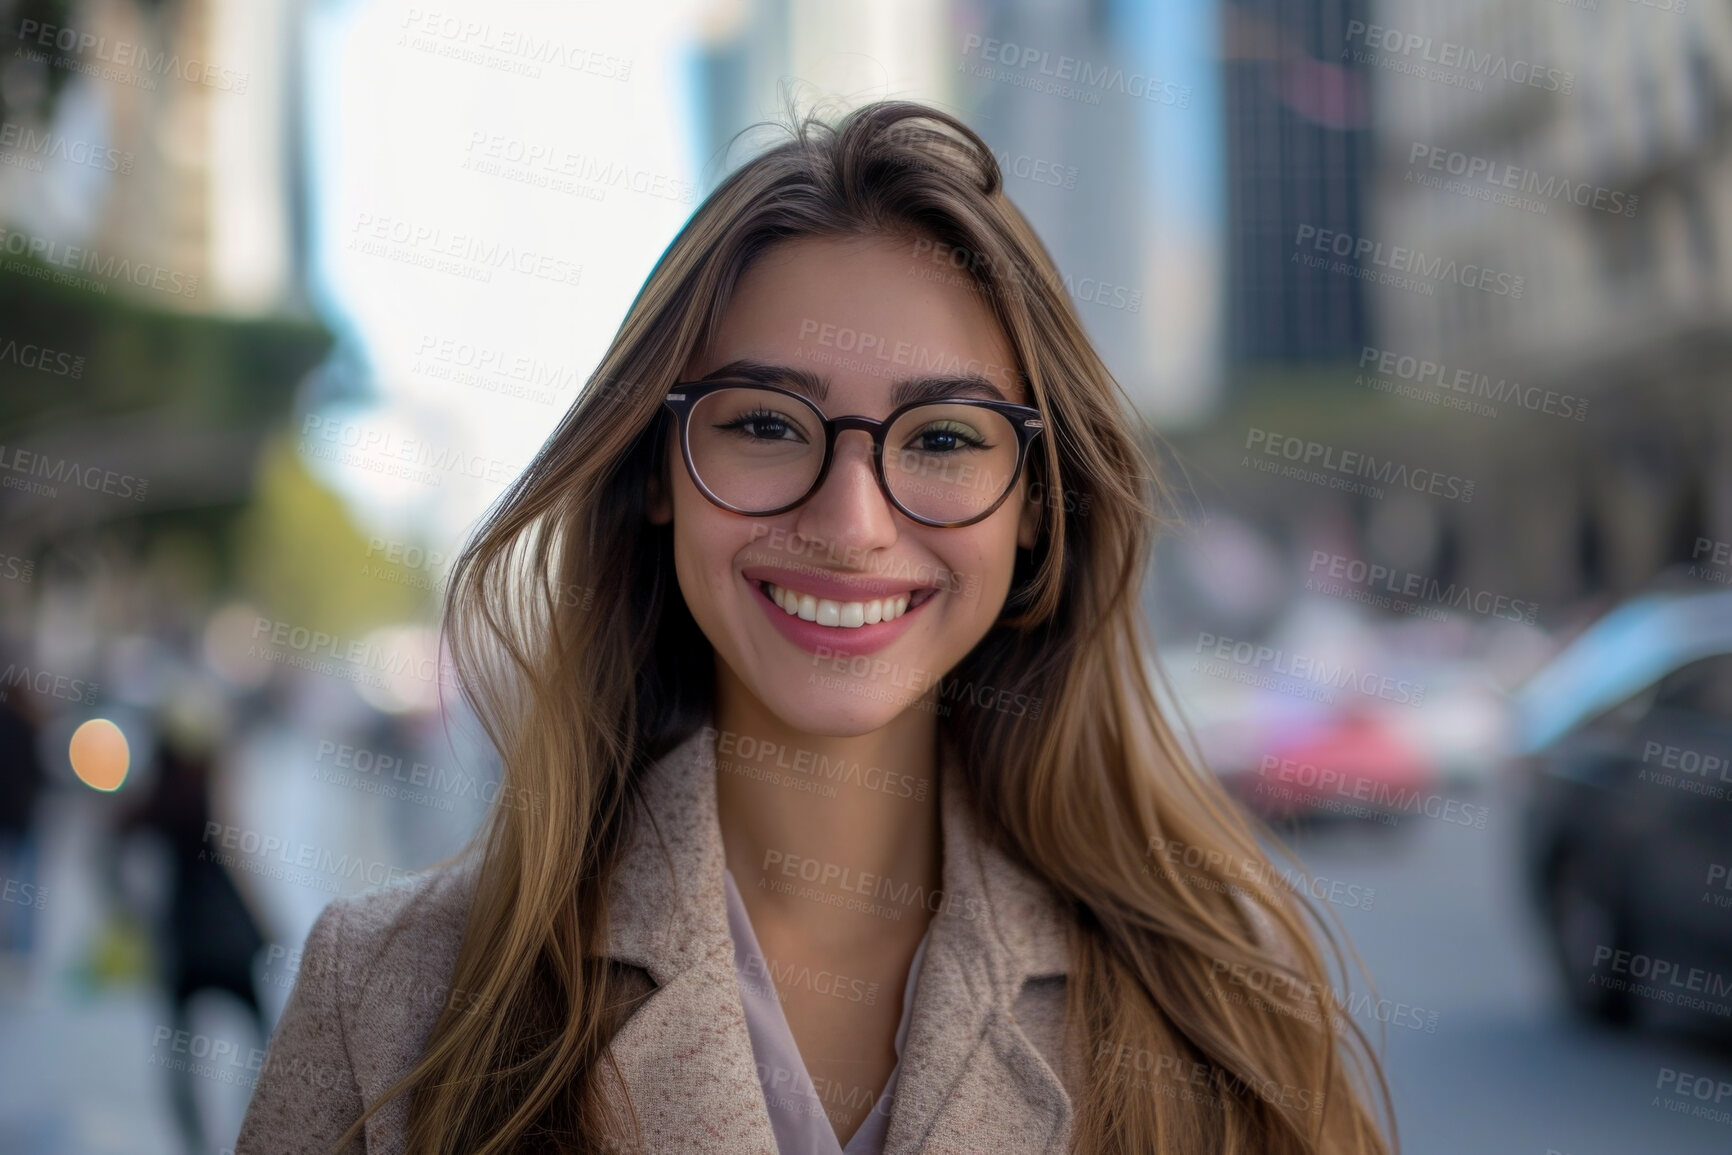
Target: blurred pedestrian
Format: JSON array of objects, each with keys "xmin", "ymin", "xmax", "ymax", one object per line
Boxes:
[
  {"xmin": 0, "ymin": 689, "xmax": 47, "ymax": 956},
  {"xmin": 117, "ymin": 706, "xmax": 266, "ymax": 1155}
]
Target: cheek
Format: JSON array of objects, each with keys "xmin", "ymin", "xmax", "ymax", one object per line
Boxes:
[
  {"xmin": 669, "ymin": 488, "xmax": 741, "ymax": 613},
  {"xmin": 942, "ymin": 524, "xmax": 1021, "ymax": 610}
]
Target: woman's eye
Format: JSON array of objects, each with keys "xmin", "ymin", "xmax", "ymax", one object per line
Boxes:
[
  {"xmin": 910, "ymin": 421, "xmax": 989, "ymax": 453},
  {"xmin": 743, "ymin": 418, "xmax": 789, "ymax": 439},
  {"xmin": 718, "ymin": 410, "xmax": 805, "ymax": 441}
]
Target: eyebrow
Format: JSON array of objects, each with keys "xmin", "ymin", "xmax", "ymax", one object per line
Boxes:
[{"xmin": 699, "ymin": 358, "xmax": 1015, "ymax": 408}]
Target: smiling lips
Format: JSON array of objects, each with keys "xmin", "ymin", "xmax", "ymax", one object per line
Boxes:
[
  {"xmin": 742, "ymin": 566, "xmax": 940, "ymax": 655},
  {"xmin": 761, "ymin": 580, "xmax": 934, "ymax": 628}
]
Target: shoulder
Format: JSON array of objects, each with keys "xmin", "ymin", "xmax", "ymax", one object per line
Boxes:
[
  {"xmin": 239, "ymin": 859, "xmax": 481, "ymax": 1154},
  {"xmin": 325, "ymin": 855, "xmax": 477, "ymax": 958},
  {"xmin": 296, "ymin": 855, "xmax": 480, "ymax": 1020},
  {"xmin": 283, "ymin": 854, "xmax": 483, "ymax": 1112}
]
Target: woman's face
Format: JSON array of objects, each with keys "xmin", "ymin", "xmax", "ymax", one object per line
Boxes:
[{"xmin": 647, "ymin": 233, "xmax": 1041, "ymax": 736}]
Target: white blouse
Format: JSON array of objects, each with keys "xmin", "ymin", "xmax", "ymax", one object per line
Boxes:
[{"xmin": 723, "ymin": 869, "xmax": 931, "ymax": 1155}]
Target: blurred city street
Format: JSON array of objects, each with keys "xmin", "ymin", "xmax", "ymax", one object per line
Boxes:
[
  {"xmin": 1290, "ymin": 796, "xmax": 1732, "ymax": 1155},
  {"xmin": 6, "ymin": 0, "xmax": 1732, "ymax": 1150},
  {"xmin": 1, "ymin": 791, "xmax": 225, "ymax": 1155}
]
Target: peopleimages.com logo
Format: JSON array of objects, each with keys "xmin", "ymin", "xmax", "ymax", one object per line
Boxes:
[
  {"xmin": 0, "ymin": 226, "xmax": 198, "ymax": 298},
  {"xmin": 0, "ymin": 336, "xmax": 85, "ymax": 379},
  {"xmin": 1341, "ymin": 20, "xmax": 1574, "ymax": 94},
  {"xmin": 346, "ymin": 213, "xmax": 582, "ymax": 289},
  {"xmin": 1192, "ymin": 632, "xmax": 1426, "ymax": 707},
  {"xmin": 0, "ymin": 442, "xmax": 149, "ymax": 502},
  {"xmin": 1357, "ymin": 346, "xmax": 1588, "ymax": 423},
  {"xmin": 1690, "ymin": 537, "xmax": 1732, "ymax": 588},
  {"xmin": 1652, "ymin": 1067, "xmax": 1731, "ymax": 1129},
  {"xmin": 1306, "ymin": 550, "xmax": 1539, "ymax": 624},
  {"xmin": 1406, "ymin": 143, "xmax": 1637, "ymax": 218},
  {"xmin": 1094, "ymin": 1044, "xmax": 1325, "ymax": 1116},
  {"xmin": 1244, "ymin": 427, "xmax": 1476, "ymax": 504},
  {"xmin": 15, "ymin": 18, "xmax": 251, "ymax": 92},
  {"xmin": 959, "ymin": 35, "xmax": 1191, "ymax": 107},
  {"xmin": 1293, "ymin": 225, "xmax": 1524, "ymax": 298},
  {"xmin": 1143, "ymin": 834, "xmax": 1376, "ymax": 911},
  {"xmin": 0, "ymin": 120, "xmax": 134, "ymax": 174},
  {"xmin": 397, "ymin": 9, "xmax": 633, "ymax": 82}
]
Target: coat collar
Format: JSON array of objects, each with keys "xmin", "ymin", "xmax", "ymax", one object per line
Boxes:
[
  {"xmin": 604, "ymin": 718, "xmax": 1072, "ymax": 983},
  {"xmin": 598, "ymin": 716, "xmax": 1075, "ymax": 1153}
]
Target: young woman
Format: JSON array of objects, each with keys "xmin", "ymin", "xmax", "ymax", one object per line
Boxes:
[{"xmin": 238, "ymin": 101, "xmax": 1395, "ymax": 1155}]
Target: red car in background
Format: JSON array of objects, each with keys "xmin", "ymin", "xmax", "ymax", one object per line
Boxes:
[{"xmin": 1244, "ymin": 707, "xmax": 1437, "ymax": 826}]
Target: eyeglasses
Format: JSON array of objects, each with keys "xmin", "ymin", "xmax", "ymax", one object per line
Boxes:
[{"xmin": 662, "ymin": 381, "xmax": 1045, "ymax": 528}]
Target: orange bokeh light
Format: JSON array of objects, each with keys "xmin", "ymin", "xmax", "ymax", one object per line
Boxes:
[{"xmin": 70, "ymin": 718, "xmax": 131, "ymax": 792}]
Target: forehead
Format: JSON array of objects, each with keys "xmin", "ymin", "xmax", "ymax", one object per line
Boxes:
[{"xmin": 702, "ymin": 234, "xmax": 1024, "ymax": 404}]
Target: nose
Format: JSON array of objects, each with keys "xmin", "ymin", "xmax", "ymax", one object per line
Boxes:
[{"xmin": 790, "ymin": 428, "xmax": 900, "ymax": 554}]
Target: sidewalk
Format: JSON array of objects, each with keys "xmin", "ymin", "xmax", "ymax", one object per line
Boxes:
[{"xmin": 0, "ymin": 788, "xmax": 244, "ymax": 1155}]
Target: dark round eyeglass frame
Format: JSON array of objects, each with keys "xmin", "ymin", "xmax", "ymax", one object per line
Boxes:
[{"xmin": 662, "ymin": 380, "xmax": 1046, "ymax": 528}]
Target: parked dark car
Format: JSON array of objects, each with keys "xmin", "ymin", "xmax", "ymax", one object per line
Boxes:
[{"xmin": 1515, "ymin": 589, "xmax": 1732, "ymax": 1039}]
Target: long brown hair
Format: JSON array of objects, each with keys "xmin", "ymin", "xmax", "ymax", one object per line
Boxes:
[{"xmin": 334, "ymin": 99, "xmax": 1397, "ymax": 1154}]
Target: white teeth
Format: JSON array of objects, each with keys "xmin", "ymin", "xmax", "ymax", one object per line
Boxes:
[{"xmin": 763, "ymin": 582, "xmax": 923, "ymax": 629}]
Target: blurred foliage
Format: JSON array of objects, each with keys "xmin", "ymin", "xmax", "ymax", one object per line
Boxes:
[
  {"xmin": 0, "ymin": 259, "xmax": 335, "ymax": 615},
  {"xmin": 234, "ymin": 437, "xmax": 428, "ymax": 635},
  {"xmin": 0, "ymin": 261, "xmax": 332, "ymax": 430}
]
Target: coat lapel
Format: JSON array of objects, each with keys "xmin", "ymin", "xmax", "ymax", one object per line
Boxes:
[
  {"xmin": 879, "ymin": 751, "xmax": 1074, "ymax": 1154},
  {"xmin": 599, "ymin": 721, "xmax": 1075, "ymax": 1154},
  {"xmin": 597, "ymin": 724, "xmax": 780, "ymax": 1153}
]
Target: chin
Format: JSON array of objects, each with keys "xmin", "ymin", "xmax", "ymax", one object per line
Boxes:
[{"xmin": 758, "ymin": 680, "xmax": 928, "ymax": 737}]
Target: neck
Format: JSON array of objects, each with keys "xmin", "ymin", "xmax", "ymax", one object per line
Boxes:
[{"xmin": 711, "ymin": 665, "xmax": 943, "ymax": 947}]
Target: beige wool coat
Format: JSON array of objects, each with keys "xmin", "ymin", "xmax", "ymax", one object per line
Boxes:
[{"xmin": 235, "ymin": 722, "xmax": 1085, "ymax": 1154}]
